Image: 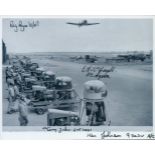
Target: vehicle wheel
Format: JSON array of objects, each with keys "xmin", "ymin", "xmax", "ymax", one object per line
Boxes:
[{"xmin": 36, "ymin": 108, "xmax": 45, "ymax": 115}]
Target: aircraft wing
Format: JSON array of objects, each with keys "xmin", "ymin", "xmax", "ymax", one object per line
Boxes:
[
  {"xmin": 86, "ymin": 23, "xmax": 100, "ymax": 25},
  {"xmin": 66, "ymin": 22, "xmax": 80, "ymax": 26}
]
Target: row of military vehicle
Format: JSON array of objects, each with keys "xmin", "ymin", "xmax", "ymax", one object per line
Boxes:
[
  {"xmin": 13, "ymin": 56, "xmax": 81, "ymax": 115},
  {"xmin": 10, "ymin": 56, "xmax": 109, "ymax": 126}
]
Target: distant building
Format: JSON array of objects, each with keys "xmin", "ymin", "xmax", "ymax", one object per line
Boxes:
[{"xmin": 2, "ymin": 40, "xmax": 7, "ymax": 64}]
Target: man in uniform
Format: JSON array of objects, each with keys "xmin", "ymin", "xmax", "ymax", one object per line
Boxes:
[
  {"xmin": 7, "ymin": 82, "xmax": 15, "ymax": 114},
  {"xmin": 18, "ymin": 95, "xmax": 29, "ymax": 126}
]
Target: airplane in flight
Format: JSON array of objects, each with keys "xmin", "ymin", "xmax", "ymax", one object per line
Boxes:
[{"xmin": 66, "ymin": 20, "xmax": 100, "ymax": 27}]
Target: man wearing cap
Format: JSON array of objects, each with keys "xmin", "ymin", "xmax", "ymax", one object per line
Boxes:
[
  {"xmin": 7, "ymin": 75, "xmax": 20, "ymax": 111},
  {"xmin": 7, "ymin": 82, "xmax": 15, "ymax": 114},
  {"xmin": 6, "ymin": 66, "xmax": 14, "ymax": 85},
  {"xmin": 18, "ymin": 95, "xmax": 29, "ymax": 126},
  {"xmin": 6, "ymin": 76, "xmax": 14, "ymax": 87},
  {"xmin": 15, "ymin": 73, "xmax": 23, "ymax": 92}
]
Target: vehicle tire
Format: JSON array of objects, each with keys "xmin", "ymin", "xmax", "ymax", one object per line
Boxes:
[{"xmin": 36, "ymin": 108, "xmax": 45, "ymax": 115}]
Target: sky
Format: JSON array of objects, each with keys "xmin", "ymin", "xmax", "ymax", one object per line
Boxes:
[{"xmin": 2, "ymin": 18, "xmax": 153, "ymax": 53}]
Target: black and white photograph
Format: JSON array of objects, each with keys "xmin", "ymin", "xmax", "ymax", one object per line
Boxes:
[{"xmin": 2, "ymin": 17, "xmax": 153, "ymax": 132}]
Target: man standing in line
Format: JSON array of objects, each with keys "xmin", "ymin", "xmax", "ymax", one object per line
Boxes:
[
  {"xmin": 18, "ymin": 95, "xmax": 29, "ymax": 126},
  {"xmin": 7, "ymin": 82, "xmax": 15, "ymax": 114}
]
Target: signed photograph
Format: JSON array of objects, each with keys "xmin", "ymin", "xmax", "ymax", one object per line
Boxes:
[{"xmin": 2, "ymin": 17, "xmax": 154, "ymax": 137}]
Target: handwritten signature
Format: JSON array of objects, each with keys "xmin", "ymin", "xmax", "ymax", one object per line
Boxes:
[
  {"xmin": 42, "ymin": 126, "xmax": 92, "ymax": 133},
  {"xmin": 10, "ymin": 20, "xmax": 39, "ymax": 32},
  {"xmin": 42, "ymin": 126, "xmax": 155, "ymax": 139}
]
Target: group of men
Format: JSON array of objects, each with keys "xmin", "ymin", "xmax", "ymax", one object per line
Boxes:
[{"xmin": 5, "ymin": 60, "xmax": 29, "ymax": 126}]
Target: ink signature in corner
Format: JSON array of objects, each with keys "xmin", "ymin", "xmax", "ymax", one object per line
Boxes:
[
  {"xmin": 10, "ymin": 20, "xmax": 39, "ymax": 32},
  {"xmin": 28, "ymin": 20, "xmax": 39, "ymax": 29},
  {"xmin": 101, "ymin": 131, "xmax": 122, "ymax": 139},
  {"xmin": 147, "ymin": 133, "xmax": 155, "ymax": 139}
]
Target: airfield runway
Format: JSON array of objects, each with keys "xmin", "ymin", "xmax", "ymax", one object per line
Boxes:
[{"xmin": 3, "ymin": 56, "xmax": 153, "ymax": 127}]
